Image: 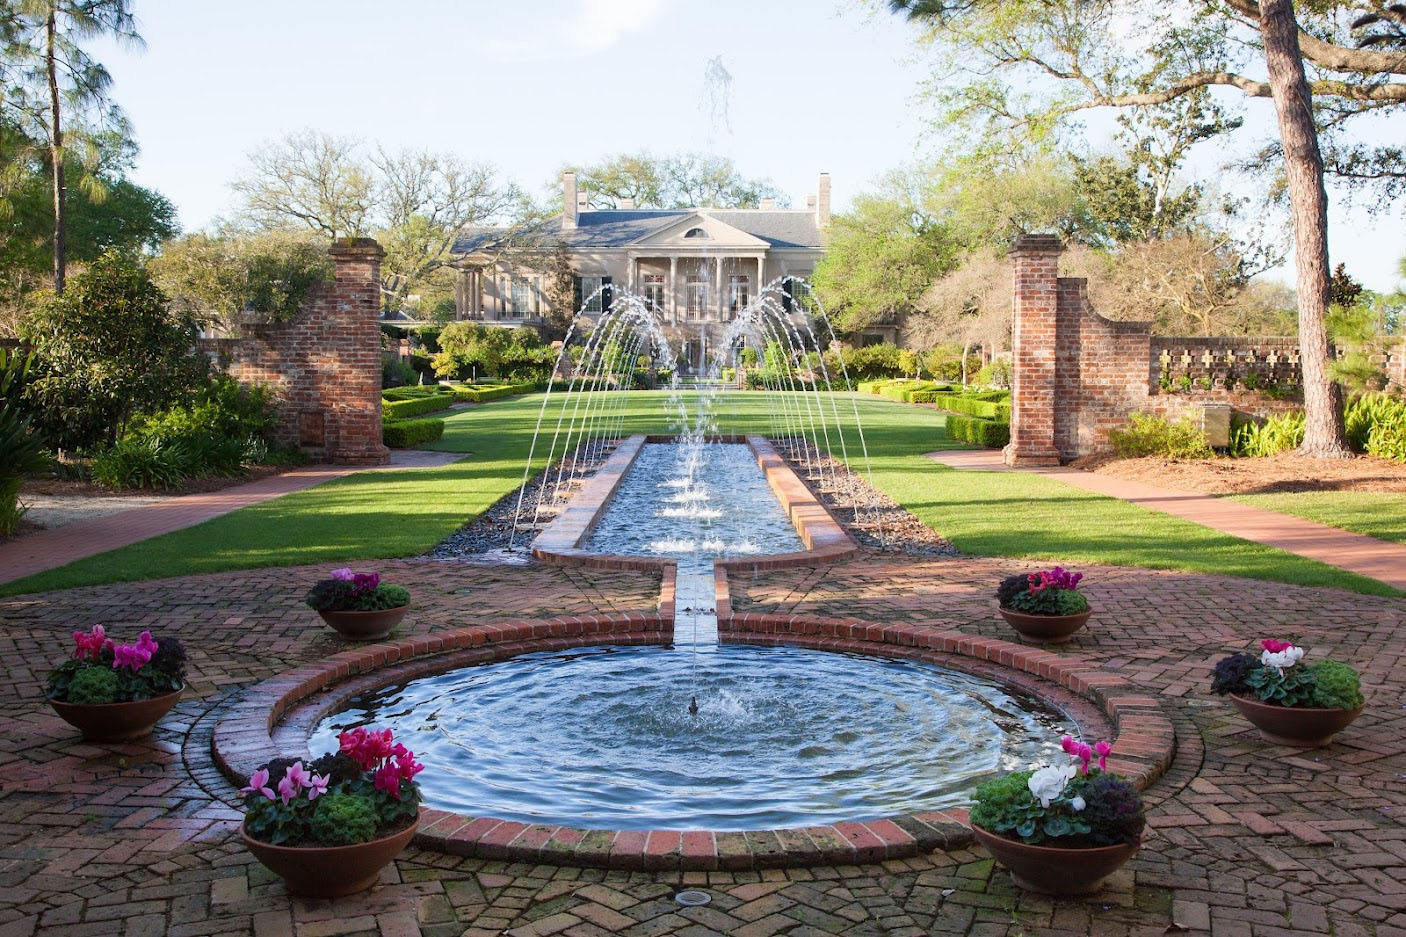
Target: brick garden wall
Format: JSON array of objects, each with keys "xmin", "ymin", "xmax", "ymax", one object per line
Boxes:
[
  {"xmin": 1004, "ymin": 235, "xmax": 1403, "ymax": 463},
  {"xmin": 226, "ymin": 239, "xmax": 388, "ymax": 465}
]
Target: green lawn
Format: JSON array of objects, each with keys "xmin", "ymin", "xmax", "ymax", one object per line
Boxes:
[
  {"xmin": 4, "ymin": 391, "xmax": 1399, "ymax": 597},
  {"xmin": 1231, "ymin": 491, "xmax": 1406, "ymax": 546}
]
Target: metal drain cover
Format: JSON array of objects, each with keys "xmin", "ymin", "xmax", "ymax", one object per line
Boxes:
[{"xmin": 674, "ymin": 890, "xmax": 712, "ymax": 907}]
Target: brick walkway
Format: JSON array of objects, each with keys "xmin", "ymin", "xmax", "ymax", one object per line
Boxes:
[
  {"xmin": 0, "ymin": 451, "xmax": 463, "ymax": 587},
  {"xmin": 2, "ymin": 552, "xmax": 1404, "ymax": 935},
  {"xmin": 927, "ymin": 449, "xmax": 1406, "ymax": 591}
]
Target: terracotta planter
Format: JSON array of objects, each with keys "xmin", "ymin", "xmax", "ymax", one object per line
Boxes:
[
  {"xmin": 48, "ymin": 687, "xmax": 183, "ymax": 741},
  {"xmin": 241, "ymin": 815, "xmax": 419, "ymax": 898},
  {"xmin": 972, "ymin": 823, "xmax": 1139, "ymax": 895},
  {"xmin": 316, "ymin": 605, "xmax": 409, "ymax": 641},
  {"xmin": 1229, "ymin": 693, "xmax": 1363, "ymax": 747},
  {"xmin": 997, "ymin": 607, "xmax": 1091, "ymax": 644}
]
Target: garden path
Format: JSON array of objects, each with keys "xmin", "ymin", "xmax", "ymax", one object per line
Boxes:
[
  {"xmin": 927, "ymin": 449, "xmax": 1406, "ymax": 591},
  {"xmin": 1, "ymin": 553, "xmax": 1403, "ymax": 936},
  {"xmin": 0, "ymin": 450, "xmax": 463, "ymax": 587}
]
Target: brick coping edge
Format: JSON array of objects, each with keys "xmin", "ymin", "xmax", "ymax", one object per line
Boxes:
[{"xmin": 210, "ymin": 609, "xmax": 1171, "ymax": 871}]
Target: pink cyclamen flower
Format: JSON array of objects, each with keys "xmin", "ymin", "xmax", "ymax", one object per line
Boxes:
[
  {"xmin": 1261, "ymin": 638, "xmax": 1295, "ymax": 654},
  {"xmin": 1095, "ymin": 740, "xmax": 1112, "ymax": 772},
  {"xmin": 72, "ymin": 625, "xmax": 111, "ymax": 660},
  {"xmin": 306, "ymin": 773, "xmax": 330, "ymax": 801},
  {"xmin": 330, "ymin": 567, "xmax": 354, "ymax": 581},
  {"xmin": 374, "ymin": 762, "xmax": 403, "ymax": 799},
  {"xmin": 111, "ymin": 631, "xmax": 158, "ymax": 671},
  {"xmin": 394, "ymin": 752, "xmax": 423, "ymax": 783},
  {"xmin": 240, "ymin": 768, "xmax": 276, "ymax": 801},
  {"xmin": 284, "ymin": 760, "xmax": 311, "ymax": 790}
]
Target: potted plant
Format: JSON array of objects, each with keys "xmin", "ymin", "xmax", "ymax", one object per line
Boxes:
[
  {"xmin": 306, "ymin": 568, "xmax": 411, "ymax": 640},
  {"xmin": 45, "ymin": 626, "xmax": 186, "ymax": 740},
  {"xmin": 240, "ymin": 727, "xmax": 423, "ymax": 898},
  {"xmin": 1211, "ymin": 639, "xmax": 1364, "ymax": 747},
  {"xmin": 969, "ymin": 736, "xmax": 1145, "ymax": 895},
  {"xmin": 995, "ymin": 567, "xmax": 1091, "ymax": 643}
]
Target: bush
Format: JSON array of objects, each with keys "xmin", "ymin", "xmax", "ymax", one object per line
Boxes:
[
  {"xmin": 382, "ymin": 393, "xmax": 454, "ymax": 420},
  {"xmin": 917, "ymin": 392, "xmax": 1010, "ymax": 420},
  {"xmin": 947, "ymin": 414, "xmax": 1010, "ymax": 448},
  {"xmin": 975, "ymin": 359, "xmax": 1013, "ymax": 388},
  {"xmin": 309, "ymin": 793, "xmax": 379, "ymax": 847},
  {"xmin": 382, "ymin": 418, "xmax": 445, "ymax": 448},
  {"xmin": 382, "ymin": 356, "xmax": 417, "ymax": 389},
  {"xmin": 1309, "ymin": 660, "xmax": 1364, "ymax": 709},
  {"xmin": 92, "ymin": 436, "xmax": 189, "ymax": 490},
  {"xmin": 381, "ymin": 386, "xmax": 442, "ymax": 401},
  {"xmin": 1109, "ymin": 412, "xmax": 1213, "ymax": 459},
  {"xmin": 1229, "ymin": 411, "xmax": 1305, "ymax": 457},
  {"xmin": 450, "ymin": 382, "xmax": 535, "ymax": 403},
  {"xmin": 1365, "ymin": 400, "xmax": 1406, "ymax": 463}
]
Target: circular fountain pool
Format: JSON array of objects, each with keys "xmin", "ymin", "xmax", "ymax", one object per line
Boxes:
[{"xmin": 309, "ymin": 643, "xmax": 1072, "ymax": 830}]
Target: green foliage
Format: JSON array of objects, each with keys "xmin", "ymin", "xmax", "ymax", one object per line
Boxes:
[
  {"xmin": 560, "ymin": 151, "xmax": 784, "ymax": 209},
  {"xmin": 151, "ymin": 231, "xmax": 334, "ymax": 328},
  {"xmin": 1244, "ymin": 663, "xmax": 1319, "ymax": 707},
  {"xmin": 1073, "ymin": 155, "xmax": 1200, "ymax": 246},
  {"xmin": 135, "ymin": 375, "xmax": 277, "ymax": 443},
  {"xmin": 1365, "ymin": 400, "xmax": 1406, "ymax": 462},
  {"xmin": 974, "ymin": 360, "xmax": 1012, "ymax": 388},
  {"xmin": 381, "ymin": 385, "xmax": 442, "ymax": 401},
  {"xmin": 1308, "ymin": 660, "xmax": 1364, "ymax": 709},
  {"xmin": 65, "ymin": 666, "xmax": 119, "ymax": 705},
  {"xmin": 1229, "ymin": 412, "xmax": 1305, "ymax": 457},
  {"xmin": 970, "ymin": 768, "xmax": 1144, "ymax": 847},
  {"xmin": 361, "ymin": 584, "xmax": 411, "ymax": 610},
  {"xmin": 1109, "ymin": 413, "xmax": 1213, "ymax": 459},
  {"xmin": 0, "ymin": 350, "xmax": 51, "ymax": 518},
  {"xmin": 1008, "ymin": 587, "xmax": 1089, "ymax": 615},
  {"xmin": 308, "ymin": 793, "xmax": 378, "ymax": 847},
  {"xmin": 382, "ymin": 418, "xmax": 445, "ymax": 448},
  {"xmin": 433, "ymin": 322, "xmax": 552, "ymax": 381},
  {"xmin": 91, "ymin": 437, "xmax": 189, "ymax": 490},
  {"xmin": 20, "ymin": 252, "xmax": 206, "ymax": 449},
  {"xmin": 947, "ymin": 414, "xmax": 1010, "ymax": 448},
  {"xmin": 382, "ymin": 393, "xmax": 454, "ymax": 420},
  {"xmin": 920, "ymin": 392, "xmax": 1010, "ymax": 419},
  {"xmin": 449, "ymin": 382, "xmax": 537, "ymax": 403}
]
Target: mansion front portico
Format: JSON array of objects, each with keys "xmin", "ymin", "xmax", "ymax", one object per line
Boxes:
[{"xmin": 451, "ymin": 172, "xmax": 831, "ymax": 368}]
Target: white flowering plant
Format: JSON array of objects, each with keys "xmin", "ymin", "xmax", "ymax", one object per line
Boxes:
[
  {"xmin": 968, "ymin": 737, "xmax": 1146, "ymax": 847},
  {"xmin": 1210, "ymin": 639, "xmax": 1363, "ymax": 709}
]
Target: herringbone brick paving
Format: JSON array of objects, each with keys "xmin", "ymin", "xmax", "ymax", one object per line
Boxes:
[{"xmin": 1, "ymin": 553, "xmax": 1403, "ymax": 936}]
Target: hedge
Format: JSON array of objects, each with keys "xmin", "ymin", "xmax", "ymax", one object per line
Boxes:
[
  {"xmin": 915, "ymin": 392, "xmax": 1011, "ymax": 419},
  {"xmin": 947, "ymin": 414, "xmax": 1010, "ymax": 448},
  {"xmin": 382, "ymin": 417, "xmax": 445, "ymax": 448},
  {"xmin": 450, "ymin": 382, "xmax": 537, "ymax": 403},
  {"xmin": 381, "ymin": 385, "xmax": 444, "ymax": 401},
  {"xmin": 382, "ymin": 393, "xmax": 454, "ymax": 419}
]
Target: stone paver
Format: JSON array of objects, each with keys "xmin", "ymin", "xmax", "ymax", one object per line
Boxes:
[
  {"xmin": 928, "ymin": 448, "xmax": 1406, "ymax": 591},
  {"xmin": 0, "ymin": 450, "xmax": 464, "ymax": 587},
  {"xmin": 1, "ymin": 552, "xmax": 1404, "ymax": 936}
]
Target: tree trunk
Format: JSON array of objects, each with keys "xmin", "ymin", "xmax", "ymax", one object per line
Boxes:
[
  {"xmin": 46, "ymin": 8, "xmax": 66, "ymax": 296},
  {"xmin": 1258, "ymin": 0, "xmax": 1350, "ymax": 457}
]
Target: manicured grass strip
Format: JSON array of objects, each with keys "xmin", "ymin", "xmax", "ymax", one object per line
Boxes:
[
  {"xmin": 1230, "ymin": 491, "xmax": 1406, "ymax": 546},
  {"xmin": 3, "ymin": 390, "xmax": 1398, "ymax": 597}
]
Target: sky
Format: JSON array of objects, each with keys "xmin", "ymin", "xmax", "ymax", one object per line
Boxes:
[{"xmin": 92, "ymin": 0, "xmax": 1405, "ymax": 291}]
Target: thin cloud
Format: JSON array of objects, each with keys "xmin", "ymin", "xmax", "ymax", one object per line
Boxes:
[{"xmin": 481, "ymin": 0, "xmax": 670, "ymax": 63}]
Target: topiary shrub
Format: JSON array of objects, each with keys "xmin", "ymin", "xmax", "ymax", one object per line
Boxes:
[
  {"xmin": 308, "ymin": 793, "xmax": 379, "ymax": 846},
  {"xmin": 382, "ymin": 418, "xmax": 445, "ymax": 448},
  {"xmin": 947, "ymin": 414, "xmax": 1010, "ymax": 448},
  {"xmin": 382, "ymin": 393, "xmax": 454, "ymax": 420},
  {"xmin": 66, "ymin": 666, "xmax": 119, "ymax": 705}
]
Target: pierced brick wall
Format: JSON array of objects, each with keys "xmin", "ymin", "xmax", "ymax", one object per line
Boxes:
[{"xmin": 228, "ymin": 240, "xmax": 389, "ymax": 465}]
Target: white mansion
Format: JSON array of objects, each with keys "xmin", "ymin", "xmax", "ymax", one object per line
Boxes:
[{"xmin": 451, "ymin": 172, "xmax": 835, "ymax": 368}]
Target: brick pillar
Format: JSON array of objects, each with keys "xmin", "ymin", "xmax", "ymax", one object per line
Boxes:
[
  {"xmin": 1004, "ymin": 234, "xmax": 1063, "ymax": 466},
  {"xmin": 321, "ymin": 239, "xmax": 390, "ymax": 465}
]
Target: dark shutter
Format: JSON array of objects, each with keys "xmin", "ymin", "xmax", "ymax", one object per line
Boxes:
[
  {"xmin": 602, "ymin": 276, "xmax": 613, "ymax": 312},
  {"xmin": 572, "ymin": 275, "xmax": 582, "ymax": 313},
  {"xmin": 781, "ymin": 278, "xmax": 794, "ymax": 313}
]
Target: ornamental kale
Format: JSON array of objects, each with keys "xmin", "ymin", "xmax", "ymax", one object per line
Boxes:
[
  {"xmin": 241, "ymin": 727, "xmax": 423, "ymax": 847},
  {"xmin": 1209, "ymin": 640, "xmax": 1363, "ymax": 709},
  {"xmin": 997, "ymin": 567, "xmax": 1090, "ymax": 615},
  {"xmin": 305, "ymin": 569, "xmax": 411, "ymax": 612},
  {"xmin": 968, "ymin": 735, "xmax": 1144, "ymax": 847},
  {"xmin": 45, "ymin": 626, "xmax": 186, "ymax": 703}
]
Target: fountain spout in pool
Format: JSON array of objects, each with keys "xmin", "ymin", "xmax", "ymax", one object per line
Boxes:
[{"xmin": 688, "ymin": 695, "xmax": 700, "ymax": 716}]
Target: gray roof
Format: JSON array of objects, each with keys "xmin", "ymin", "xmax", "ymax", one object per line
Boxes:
[{"xmin": 453, "ymin": 209, "xmax": 822, "ymax": 254}]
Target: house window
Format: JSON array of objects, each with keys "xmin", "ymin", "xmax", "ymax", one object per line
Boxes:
[
  {"xmin": 643, "ymin": 274, "xmax": 665, "ymax": 311},
  {"xmin": 789, "ymin": 279, "xmax": 812, "ymax": 311},
  {"xmin": 685, "ymin": 276, "xmax": 707, "ymax": 319},
  {"xmin": 728, "ymin": 275, "xmax": 750, "ymax": 318},
  {"xmin": 683, "ymin": 227, "xmax": 709, "ymax": 239},
  {"xmin": 510, "ymin": 277, "xmax": 532, "ymax": 316},
  {"xmin": 582, "ymin": 275, "xmax": 604, "ymax": 312}
]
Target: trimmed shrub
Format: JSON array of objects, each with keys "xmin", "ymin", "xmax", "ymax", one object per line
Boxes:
[
  {"xmin": 948, "ymin": 414, "xmax": 1010, "ymax": 448},
  {"xmin": 919, "ymin": 393, "xmax": 1010, "ymax": 419},
  {"xmin": 450, "ymin": 382, "xmax": 536, "ymax": 403},
  {"xmin": 1109, "ymin": 412, "xmax": 1213, "ymax": 459},
  {"xmin": 382, "ymin": 393, "xmax": 454, "ymax": 420},
  {"xmin": 382, "ymin": 385, "xmax": 443, "ymax": 401},
  {"xmin": 382, "ymin": 418, "xmax": 445, "ymax": 448}
]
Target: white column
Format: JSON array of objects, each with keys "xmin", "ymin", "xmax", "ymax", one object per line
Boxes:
[
  {"xmin": 756, "ymin": 255, "xmax": 765, "ymax": 297},
  {"xmin": 669, "ymin": 256, "xmax": 678, "ymax": 324},
  {"xmin": 714, "ymin": 256, "xmax": 724, "ymax": 322}
]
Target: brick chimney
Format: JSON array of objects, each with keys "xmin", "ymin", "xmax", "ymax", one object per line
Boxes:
[
  {"xmin": 563, "ymin": 171, "xmax": 578, "ymax": 230},
  {"xmin": 816, "ymin": 173, "xmax": 831, "ymax": 227}
]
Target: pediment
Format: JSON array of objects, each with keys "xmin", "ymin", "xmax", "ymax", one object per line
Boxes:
[{"xmin": 628, "ymin": 213, "xmax": 769, "ymax": 249}]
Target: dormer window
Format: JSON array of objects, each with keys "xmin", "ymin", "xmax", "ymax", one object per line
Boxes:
[{"xmin": 683, "ymin": 227, "xmax": 709, "ymax": 239}]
